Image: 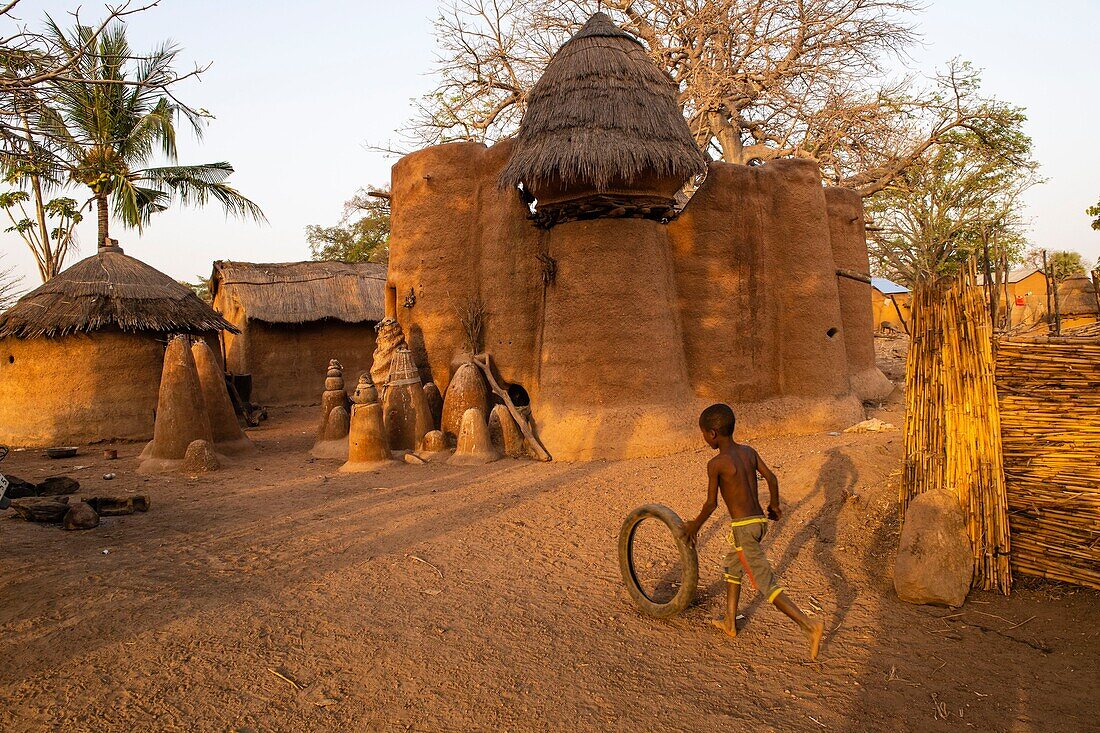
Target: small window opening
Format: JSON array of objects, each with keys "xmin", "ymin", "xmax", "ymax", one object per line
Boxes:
[
  {"xmin": 826, "ymin": 327, "xmax": 839, "ymax": 338},
  {"xmin": 507, "ymin": 383, "xmax": 530, "ymax": 407}
]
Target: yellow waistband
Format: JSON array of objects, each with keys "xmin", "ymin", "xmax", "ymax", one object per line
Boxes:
[{"xmin": 730, "ymin": 516, "xmax": 768, "ymax": 528}]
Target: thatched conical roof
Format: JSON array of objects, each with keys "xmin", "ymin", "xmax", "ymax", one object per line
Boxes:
[
  {"xmin": 499, "ymin": 12, "xmax": 707, "ymax": 191},
  {"xmin": 0, "ymin": 245, "xmax": 237, "ymax": 339}
]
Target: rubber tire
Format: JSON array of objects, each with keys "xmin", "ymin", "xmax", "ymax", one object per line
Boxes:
[{"xmin": 618, "ymin": 503, "xmax": 699, "ymax": 618}]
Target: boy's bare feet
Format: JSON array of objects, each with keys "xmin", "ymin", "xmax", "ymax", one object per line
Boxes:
[
  {"xmin": 807, "ymin": 618, "xmax": 824, "ymax": 660},
  {"xmin": 710, "ymin": 617, "xmax": 736, "ymax": 638}
]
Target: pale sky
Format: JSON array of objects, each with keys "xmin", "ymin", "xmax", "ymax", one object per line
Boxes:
[{"xmin": 3, "ymin": 0, "xmax": 1098, "ymax": 288}]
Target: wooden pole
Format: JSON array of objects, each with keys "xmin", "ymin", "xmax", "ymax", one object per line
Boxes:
[
  {"xmin": 1042, "ymin": 251, "xmax": 1053, "ymax": 332},
  {"xmin": 1051, "ymin": 267, "xmax": 1063, "ymax": 336},
  {"xmin": 888, "ymin": 293, "xmax": 910, "ymax": 335},
  {"xmin": 472, "ymin": 352, "xmax": 552, "ymax": 462}
]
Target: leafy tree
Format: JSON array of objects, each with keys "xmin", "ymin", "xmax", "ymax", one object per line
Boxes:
[
  {"xmin": 0, "ymin": 186, "xmax": 82, "ymax": 281},
  {"xmin": 181, "ymin": 275, "xmax": 212, "ymax": 304},
  {"xmin": 866, "ymin": 115, "xmax": 1040, "ymax": 285},
  {"xmin": 306, "ymin": 188, "xmax": 390, "ymax": 264},
  {"xmin": 29, "ymin": 20, "xmax": 264, "ymax": 249},
  {"xmin": 1025, "ymin": 250, "xmax": 1086, "ymax": 282},
  {"xmin": 1088, "ymin": 199, "xmax": 1100, "ymax": 231},
  {"xmin": 410, "ymin": 0, "xmax": 1024, "ymax": 196}
]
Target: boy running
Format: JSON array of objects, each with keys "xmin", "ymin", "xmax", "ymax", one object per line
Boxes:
[{"xmin": 683, "ymin": 403, "xmax": 824, "ymax": 660}]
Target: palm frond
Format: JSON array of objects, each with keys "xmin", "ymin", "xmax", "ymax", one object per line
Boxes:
[{"xmin": 138, "ymin": 163, "xmax": 266, "ymax": 223}]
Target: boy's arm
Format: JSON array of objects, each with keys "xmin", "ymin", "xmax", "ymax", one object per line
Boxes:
[
  {"xmin": 683, "ymin": 459, "xmax": 720, "ymax": 544},
  {"xmin": 755, "ymin": 451, "xmax": 782, "ymax": 520}
]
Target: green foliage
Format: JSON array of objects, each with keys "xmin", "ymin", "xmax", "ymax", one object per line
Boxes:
[
  {"xmin": 180, "ymin": 275, "xmax": 212, "ymax": 304},
  {"xmin": 0, "ymin": 177, "xmax": 82, "ymax": 281},
  {"xmin": 307, "ymin": 189, "xmax": 390, "ymax": 264},
  {"xmin": 1048, "ymin": 251, "xmax": 1086, "ymax": 281},
  {"xmin": 30, "ymin": 20, "xmax": 264, "ymax": 243},
  {"xmin": 866, "ymin": 93, "xmax": 1040, "ymax": 285},
  {"xmin": 1088, "ymin": 199, "xmax": 1100, "ymax": 231}
]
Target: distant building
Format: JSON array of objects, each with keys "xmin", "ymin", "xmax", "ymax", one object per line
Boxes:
[
  {"xmin": 210, "ymin": 261, "xmax": 387, "ymax": 406},
  {"xmin": 870, "ymin": 277, "xmax": 911, "ymax": 332},
  {"xmin": 0, "ymin": 244, "xmax": 235, "ymax": 447}
]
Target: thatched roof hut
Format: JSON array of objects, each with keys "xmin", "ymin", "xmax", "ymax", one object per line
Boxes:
[
  {"xmin": 210, "ymin": 261, "xmax": 387, "ymax": 406},
  {"xmin": 0, "ymin": 244, "xmax": 234, "ymax": 447},
  {"xmin": 499, "ymin": 12, "xmax": 706, "ymax": 217},
  {"xmin": 0, "ymin": 244, "xmax": 235, "ymax": 338}
]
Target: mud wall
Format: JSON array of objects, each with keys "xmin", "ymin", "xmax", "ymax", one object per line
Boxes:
[
  {"xmin": 387, "ymin": 141, "xmax": 543, "ymax": 397},
  {"xmin": 825, "ymin": 186, "xmax": 893, "ymax": 400},
  {"xmin": 667, "ymin": 160, "xmax": 852, "ymax": 401},
  {"xmin": 387, "ymin": 144, "xmax": 872, "ymax": 458},
  {"xmin": 0, "ymin": 330, "xmax": 165, "ymax": 447},
  {"xmin": 228, "ymin": 320, "xmax": 378, "ymax": 406}
]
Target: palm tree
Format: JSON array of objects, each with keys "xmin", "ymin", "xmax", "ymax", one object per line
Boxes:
[{"xmin": 34, "ymin": 20, "xmax": 264, "ymax": 247}]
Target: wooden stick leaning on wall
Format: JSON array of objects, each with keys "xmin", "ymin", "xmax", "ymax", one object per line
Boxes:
[{"xmin": 472, "ymin": 352, "xmax": 552, "ymax": 462}]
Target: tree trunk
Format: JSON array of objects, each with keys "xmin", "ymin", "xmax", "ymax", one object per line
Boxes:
[
  {"xmin": 96, "ymin": 194, "xmax": 110, "ymax": 247},
  {"xmin": 708, "ymin": 109, "xmax": 743, "ymax": 163}
]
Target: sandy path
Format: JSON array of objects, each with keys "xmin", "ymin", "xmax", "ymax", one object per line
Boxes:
[{"xmin": 0, "ymin": 398, "xmax": 1096, "ymax": 732}]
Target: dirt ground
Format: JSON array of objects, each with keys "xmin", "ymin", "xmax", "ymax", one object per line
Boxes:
[{"xmin": 1, "ymin": 342, "xmax": 1097, "ymax": 732}]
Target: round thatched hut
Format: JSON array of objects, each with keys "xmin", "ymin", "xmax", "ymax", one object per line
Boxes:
[
  {"xmin": 499, "ymin": 12, "xmax": 707, "ymax": 225},
  {"xmin": 0, "ymin": 243, "xmax": 235, "ymax": 447}
]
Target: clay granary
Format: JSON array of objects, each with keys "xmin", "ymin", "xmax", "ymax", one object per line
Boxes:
[
  {"xmin": 384, "ymin": 13, "xmax": 891, "ymax": 460},
  {"xmin": 0, "ymin": 243, "xmax": 235, "ymax": 447},
  {"xmin": 211, "ymin": 260, "xmax": 386, "ymax": 405}
]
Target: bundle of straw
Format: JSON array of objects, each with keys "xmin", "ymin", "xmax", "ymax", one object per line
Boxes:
[
  {"xmin": 995, "ymin": 338, "xmax": 1100, "ymax": 589},
  {"xmin": 902, "ymin": 260, "xmax": 1013, "ymax": 594}
]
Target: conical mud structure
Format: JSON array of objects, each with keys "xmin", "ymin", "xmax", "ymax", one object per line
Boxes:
[
  {"xmin": 489, "ymin": 404, "xmax": 528, "ymax": 459},
  {"xmin": 441, "ymin": 362, "xmax": 489, "ymax": 445},
  {"xmin": 423, "ymin": 382, "xmax": 444, "ymax": 430},
  {"xmin": 449, "ymin": 407, "xmax": 500, "ymax": 465},
  {"xmin": 382, "ymin": 348, "xmax": 434, "ymax": 451},
  {"xmin": 192, "ymin": 340, "xmax": 253, "ymax": 455},
  {"xmin": 501, "ymin": 13, "xmax": 705, "ymax": 459},
  {"xmin": 351, "ymin": 373, "xmax": 378, "ymax": 405},
  {"xmin": 139, "ymin": 335, "xmax": 216, "ymax": 473},
  {"xmin": 371, "ymin": 318, "xmax": 406, "ymax": 389},
  {"xmin": 340, "ymin": 401, "xmax": 392, "ymax": 472},
  {"xmin": 312, "ymin": 359, "xmax": 351, "ymax": 459}
]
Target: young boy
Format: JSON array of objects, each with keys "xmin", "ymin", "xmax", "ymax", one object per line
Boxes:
[{"xmin": 682, "ymin": 403, "xmax": 824, "ymax": 660}]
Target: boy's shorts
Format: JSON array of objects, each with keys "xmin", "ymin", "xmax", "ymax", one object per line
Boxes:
[{"xmin": 721, "ymin": 516, "xmax": 784, "ymax": 603}]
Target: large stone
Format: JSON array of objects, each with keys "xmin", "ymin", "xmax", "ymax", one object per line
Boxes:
[
  {"xmin": 37, "ymin": 476, "xmax": 80, "ymax": 496},
  {"xmin": 4, "ymin": 475, "xmax": 38, "ymax": 499},
  {"xmin": 182, "ymin": 439, "xmax": 221, "ymax": 475},
  {"xmin": 449, "ymin": 408, "xmax": 500, "ymax": 466},
  {"xmin": 441, "ymin": 363, "xmax": 488, "ymax": 445},
  {"xmin": 63, "ymin": 501, "xmax": 100, "ymax": 530},
  {"xmin": 894, "ymin": 490, "xmax": 974, "ymax": 607},
  {"xmin": 10, "ymin": 496, "xmax": 69, "ymax": 522}
]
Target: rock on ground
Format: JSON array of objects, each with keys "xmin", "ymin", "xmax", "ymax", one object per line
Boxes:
[
  {"xmin": 182, "ymin": 440, "xmax": 221, "ymax": 475},
  {"xmin": 894, "ymin": 489, "xmax": 974, "ymax": 607},
  {"xmin": 63, "ymin": 501, "xmax": 100, "ymax": 530}
]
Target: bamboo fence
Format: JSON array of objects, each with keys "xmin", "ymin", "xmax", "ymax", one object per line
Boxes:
[
  {"xmin": 995, "ymin": 338, "xmax": 1100, "ymax": 589},
  {"xmin": 902, "ymin": 260, "xmax": 1013, "ymax": 593}
]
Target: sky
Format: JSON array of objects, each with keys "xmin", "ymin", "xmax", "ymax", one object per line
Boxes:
[{"xmin": 3, "ymin": 0, "xmax": 1099, "ymax": 288}]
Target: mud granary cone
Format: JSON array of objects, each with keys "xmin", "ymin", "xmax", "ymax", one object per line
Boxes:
[
  {"xmin": 340, "ymin": 402, "xmax": 392, "ymax": 473},
  {"xmin": 312, "ymin": 359, "xmax": 351, "ymax": 460},
  {"xmin": 441, "ymin": 362, "xmax": 489, "ymax": 445},
  {"xmin": 449, "ymin": 407, "xmax": 500, "ymax": 465},
  {"xmin": 489, "ymin": 404, "xmax": 528, "ymax": 459},
  {"xmin": 382, "ymin": 347, "xmax": 434, "ymax": 451},
  {"xmin": 352, "ymin": 373, "xmax": 379, "ymax": 405},
  {"xmin": 139, "ymin": 334, "xmax": 215, "ymax": 473},
  {"xmin": 192, "ymin": 340, "xmax": 253, "ymax": 455},
  {"xmin": 371, "ymin": 318, "xmax": 407, "ymax": 389}
]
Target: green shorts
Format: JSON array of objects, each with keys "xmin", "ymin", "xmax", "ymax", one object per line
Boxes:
[{"xmin": 721, "ymin": 516, "xmax": 784, "ymax": 603}]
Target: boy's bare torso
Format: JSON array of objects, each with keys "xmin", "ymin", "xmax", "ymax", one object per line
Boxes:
[{"xmin": 711, "ymin": 443, "xmax": 765, "ymax": 519}]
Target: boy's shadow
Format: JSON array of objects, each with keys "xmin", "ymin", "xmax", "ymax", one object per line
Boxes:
[{"xmin": 694, "ymin": 448, "xmax": 858, "ymax": 636}]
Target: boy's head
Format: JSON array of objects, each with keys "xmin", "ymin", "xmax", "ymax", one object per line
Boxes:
[{"xmin": 699, "ymin": 403, "xmax": 736, "ymax": 447}]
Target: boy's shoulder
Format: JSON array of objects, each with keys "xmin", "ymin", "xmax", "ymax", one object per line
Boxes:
[{"xmin": 707, "ymin": 450, "xmax": 737, "ymax": 471}]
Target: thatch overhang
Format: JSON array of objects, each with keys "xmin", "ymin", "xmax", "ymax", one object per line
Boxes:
[
  {"xmin": 0, "ymin": 245, "xmax": 237, "ymax": 339},
  {"xmin": 210, "ymin": 260, "xmax": 387, "ymax": 325},
  {"xmin": 498, "ymin": 12, "xmax": 707, "ymax": 193}
]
